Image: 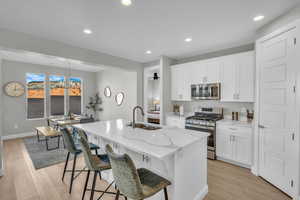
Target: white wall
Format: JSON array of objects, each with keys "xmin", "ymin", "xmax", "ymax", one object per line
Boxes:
[
  {"xmin": 1, "ymin": 60, "xmax": 97, "ymax": 136},
  {"xmin": 96, "ymin": 69, "xmax": 137, "ymax": 121}
]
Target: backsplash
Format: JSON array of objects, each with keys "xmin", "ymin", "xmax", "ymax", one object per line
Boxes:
[{"xmin": 172, "ymin": 100, "xmax": 254, "ymax": 118}]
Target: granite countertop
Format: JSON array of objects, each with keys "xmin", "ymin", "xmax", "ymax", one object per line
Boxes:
[{"xmin": 73, "ymin": 119, "xmax": 209, "ymax": 159}]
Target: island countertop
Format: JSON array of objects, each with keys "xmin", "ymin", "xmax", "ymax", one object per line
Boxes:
[{"xmin": 73, "ymin": 119, "xmax": 209, "ymax": 159}]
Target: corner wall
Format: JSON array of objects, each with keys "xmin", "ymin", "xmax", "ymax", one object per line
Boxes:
[{"xmin": 96, "ymin": 69, "xmax": 137, "ymax": 121}]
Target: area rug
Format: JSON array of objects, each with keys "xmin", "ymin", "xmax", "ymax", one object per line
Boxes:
[{"xmin": 23, "ymin": 136, "xmax": 70, "ymax": 170}]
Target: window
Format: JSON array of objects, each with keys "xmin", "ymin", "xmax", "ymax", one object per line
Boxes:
[
  {"xmin": 69, "ymin": 77, "xmax": 82, "ymax": 115},
  {"xmin": 26, "ymin": 73, "xmax": 45, "ymax": 119},
  {"xmin": 49, "ymin": 75, "xmax": 65, "ymax": 116}
]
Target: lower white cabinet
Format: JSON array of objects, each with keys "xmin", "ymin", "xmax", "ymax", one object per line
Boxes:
[
  {"xmin": 216, "ymin": 123, "xmax": 252, "ymax": 167},
  {"xmin": 166, "ymin": 116, "xmax": 185, "ymax": 128}
]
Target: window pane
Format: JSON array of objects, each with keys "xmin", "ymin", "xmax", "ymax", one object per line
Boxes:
[
  {"xmin": 26, "ymin": 73, "xmax": 45, "ymax": 119},
  {"xmin": 69, "ymin": 77, "xmax": 82, "ymax": 115},
  {"xmin": 50, "ymin": 75, "xmax": 65, "ymax": 116}
]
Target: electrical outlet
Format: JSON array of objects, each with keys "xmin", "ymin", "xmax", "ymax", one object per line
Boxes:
[{"xmin": 14, "ymin": 124, "xmax": 18, "ymax": 129}]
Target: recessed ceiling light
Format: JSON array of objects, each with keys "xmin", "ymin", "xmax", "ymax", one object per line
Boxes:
[
  {"xmin": 145, "ymin": 50, "xmax": 152, "ymax": 54},
  {"xmin": 121, "ymin": 0, "xmax": 132, "ymax": 6},
  {"xmin": 83, "ymin": 29, "xmax": 92, "ymax": 34},
  {"xmin": 185, "ymin": 37, "xmax": 192, "ymax": 42},
  {"xmin": 253, "ymin": 15, "xmax": 265, "ymax": 22}
]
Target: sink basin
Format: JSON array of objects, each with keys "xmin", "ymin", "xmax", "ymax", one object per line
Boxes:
[{"xmin": 128, "ymin": 123, "xmax": 162, "ymax": 130}]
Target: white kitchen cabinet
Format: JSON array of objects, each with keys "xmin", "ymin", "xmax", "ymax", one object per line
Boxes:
[
  {"xmin": 171, "ymin": 64, "xmax": 191, "ymax": 101},
  {"xmin": 220, "ymin": 51, "xmax": 255, "ymax": 102},
  {"xmin": 216, "ymin": 122, "xmax": 252, "ymax": 167}
]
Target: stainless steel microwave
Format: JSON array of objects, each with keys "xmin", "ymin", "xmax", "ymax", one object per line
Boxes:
[{"xmin": 191, "ymin": 83, "xmax": 221, "ymax": 100}]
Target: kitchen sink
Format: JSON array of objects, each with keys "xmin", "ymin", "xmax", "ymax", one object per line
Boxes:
[{"xmin": 128, "ymin": 123, "xmax": 162, "ymax": 130}]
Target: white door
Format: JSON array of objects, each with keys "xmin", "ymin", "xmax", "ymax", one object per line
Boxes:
[
  {"xmin": 220, "ymin": 55, "xmax": 237, "ymax": 101},
  {"xmin": 189, "ymin": 61, "xmax": 206, "ymax": 85},
  {"xmin": 216, "ymin": 129, "xmax": 233, "ymax": 160},
  {"xmin": 258, "ymin": 28, "xmax": 297, "ymax": 196},
  {"xmin": 233, "ymin": 134, "xmax": 252, "ymax": 165},
  {"xmin": 171, "ymin": 65, "xmax": 180, "ymax": 100},
  {"xmin": 236, "ymin": 52, "xmax": 255, "ymax": 102},
  {"xmin": 205, "ymin": 59, "xmax": 221, "ymax": 83}
]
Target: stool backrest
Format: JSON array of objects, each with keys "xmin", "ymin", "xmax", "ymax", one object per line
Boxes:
[
  {"xmin": 61, "ymin": 128, "xmax": 77, "ymax": 154},
  {"xmin": 78, "ymin": 130, "xmax": 96, "ymax": 170},
  {"xmin": 105, "ymin": 144, "xmax": 143, "ymax": 199}
]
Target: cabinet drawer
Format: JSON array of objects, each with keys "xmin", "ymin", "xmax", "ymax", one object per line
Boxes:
[{"xmin": 217, "ymin": 125, "xmax": 252, "ymax": 137}]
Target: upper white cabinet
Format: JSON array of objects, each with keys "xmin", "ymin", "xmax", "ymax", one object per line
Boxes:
[
  {"xmin": 170, "ymin": 51, "xmax": 254, "ymax": 102},
  {"xmin": 220, "ymin": 51, "xmax": 255, "ymax": 102},
  {"xmin": 171, "ymin": 64, "xmax": 191, "ymax": 101}
]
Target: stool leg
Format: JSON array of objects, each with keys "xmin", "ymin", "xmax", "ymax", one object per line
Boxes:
[
  {"xmin": 90, "ymin": 171, "xmax": 97, "ymax": 200},
  {"xmin": 69, "ymin": 154, "xmax": 77, "ymax": 194},
  {"xmin": 115, "ymin": 190, "xmax": 120, "ymax": 200},
  {"xmin": 82, "ymin": 170, "xmax": 90, "ymax": 200},
  {"xmin": 164, "ymin": 187, "xmax": 168, "ymax": 200},
  {"xmin": 62, "ymin": 152, "xmax": 70, "ymax": 181}
]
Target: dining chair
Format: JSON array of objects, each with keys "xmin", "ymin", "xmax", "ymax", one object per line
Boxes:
[
  {"xmin": 78, "ymin": 130, "xmax": 117, "ymax": 200},
  {"xmin": 105, "ymin": 144, "xmax": 171, "ymax": 200},
  {"xmin": 61, "ymin": 128, "xmax": 99, "ymax": 194}
]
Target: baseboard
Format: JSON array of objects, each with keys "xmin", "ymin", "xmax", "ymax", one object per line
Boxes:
[
  {"xmin": 2, "ymin": 132, "xmax": 35, "ymax": 140},
  {"xmin": 193, "ymin": 185, "xmax": 208, "ymax": 200},
  {"xmin": 217, "ymin": 157, "xmax": 251, "ymax": 169},
  {"xmin": 251, "ymin": 166, "xmax": 258, "ymax": 176}
]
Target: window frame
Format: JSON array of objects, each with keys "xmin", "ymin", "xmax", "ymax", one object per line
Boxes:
[
  {"xmin": 49, "ymin": 74, "xmax": 66, "ymax": 117},
  {"xmin": 68, "ymin": 76, "xmax": 83, "ymax": 115},
  {"xmin": 26, "ymin": 73, "xmax": 46, "ymax": 120}
]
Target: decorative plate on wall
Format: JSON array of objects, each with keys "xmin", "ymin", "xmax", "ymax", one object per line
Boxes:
[
  {"xmin": 3, "ymin": 81, "xmax": 25, "ymax": 97},
  {"xmin": 104, "ymin": 87, "xmax": 111, "ymax": 97},
  {"xmin": 115, "ymin": 92, "xmax": 124, "ymax": 106}
]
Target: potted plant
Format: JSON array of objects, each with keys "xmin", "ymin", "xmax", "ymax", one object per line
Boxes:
[{"xmin": 86, "ymin": 93, "xmax": 103, "ymax": 120}]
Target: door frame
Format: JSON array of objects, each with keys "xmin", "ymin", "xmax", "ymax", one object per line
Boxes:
[{"xmin": 254, "ymin": 19, "xmax": 300, "ymax": 199}]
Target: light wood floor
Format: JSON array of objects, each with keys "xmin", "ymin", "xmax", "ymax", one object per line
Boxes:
[{"xmin": 0, "ymin": 139, "xmax": 291, "ymax": 200}]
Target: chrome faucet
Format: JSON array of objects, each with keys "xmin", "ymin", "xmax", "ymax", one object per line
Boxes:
[{"xmin": 132, "ymin": 106, "xmax": 145, "ymax": 128}]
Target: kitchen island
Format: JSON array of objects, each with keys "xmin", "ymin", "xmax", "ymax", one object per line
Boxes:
[{"xmin": 73, "ymin": 119, "xmax": 209, "ymax": 200}]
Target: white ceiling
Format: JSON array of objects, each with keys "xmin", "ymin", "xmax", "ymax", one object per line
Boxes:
[
  {"xmin": 0, "ymin": 49, "xmax": 106, "ymax": 72},
  {"xmin": 0, "ymin": 0, "xmax": 299, "ymax": 63}
]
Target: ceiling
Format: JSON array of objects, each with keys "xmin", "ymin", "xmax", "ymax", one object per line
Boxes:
[
  {"xmin": 0, "ymin": 0, "xmax": 299, "ymax": 63},
  {"xmin": 0, "ymin": 49, "xmax": 106, "ymax": 72}
]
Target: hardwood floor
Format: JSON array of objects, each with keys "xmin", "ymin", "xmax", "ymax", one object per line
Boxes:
[{"xmin": 0, "ymin": 139, "xmax": 291, "ymax": 200}]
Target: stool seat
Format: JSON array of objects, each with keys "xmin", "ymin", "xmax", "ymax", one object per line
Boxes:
[
  {"xmin": 138, "ymin": 168, "xmax": 171, "ymax": 198},
  {"xmin": 92, "ymin": 154, "xmax": 111, "ymax": 171}
]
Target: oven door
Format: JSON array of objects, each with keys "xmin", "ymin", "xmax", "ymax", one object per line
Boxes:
[
  {"xmin": 191, "ymin": 84, "xmax": 205, "ymax": 100},
  {"xmin": 185, "ymin": 125, "xmax": 216, "ymax": 159}
]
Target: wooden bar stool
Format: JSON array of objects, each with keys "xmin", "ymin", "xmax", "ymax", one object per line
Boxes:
[{"xmin": 105, "ymin": 144, "xmax": 171, "ymax": 200}]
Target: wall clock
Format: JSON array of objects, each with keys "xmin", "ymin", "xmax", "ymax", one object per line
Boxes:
[{"xmin": 3, "ymin": 81, "xmax": 25, "ymax": 97}]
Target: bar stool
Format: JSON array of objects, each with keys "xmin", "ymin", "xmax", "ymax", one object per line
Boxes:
[
  {"xmin": 61, "ymin": 128, "xmax": 100, "ymax": 194},
  {"xmin": 78, "ymin": 130, "xmax": 117, "ymax": 200},
  {"xmin": 105, "ymin": 144, "xmax": 171, "ymax": 200}
]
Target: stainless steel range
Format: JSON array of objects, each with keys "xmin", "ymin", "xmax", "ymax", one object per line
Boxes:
[{"xmin": 185, "ymin": 107, "xmax": 223, "ymax": 160}]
